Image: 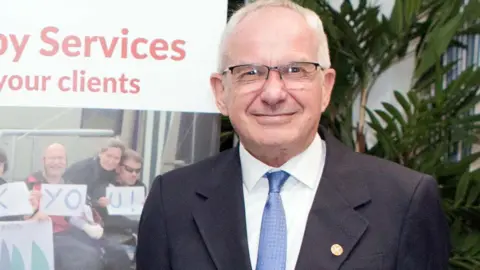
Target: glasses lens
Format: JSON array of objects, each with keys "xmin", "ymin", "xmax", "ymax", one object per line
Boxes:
[
  {"xmin": 124, "ymin": 165, "xmax": 141, "ymax": 174},
  {"xmin": 282, "ymin": 62, "xmax": 318, "ymax": 80},
  {"xmin": 231, "ymin": 65, "xmax": 268, "ymax": 84}
]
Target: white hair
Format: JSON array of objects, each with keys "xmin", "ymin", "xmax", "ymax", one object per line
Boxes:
[{"xmin": 217, "ymin": 0, "xmax": 331, "ymax": 72}]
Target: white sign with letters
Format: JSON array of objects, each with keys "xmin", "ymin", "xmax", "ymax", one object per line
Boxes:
[
  {"xmin": 0, "ymin": 0, "xmax": 227, "ymax": 113},
  {"xmin": 39, "ymin": 184, "xmax": 87, "ymax": 216},
  {"xmin": 0, "ymin": 182, "xmax": 33, "ymax": 217},
  {"xmin": 107, "ymin": 186, "xmax": 145, "ymax": 216}
]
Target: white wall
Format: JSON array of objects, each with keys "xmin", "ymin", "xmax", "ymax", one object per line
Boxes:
[
  {"xmin": 351, "ymin": 55, "xmax": 415, "ymax": 147},
  {"xmin": 328, "ymin": 0, "xmax": 394, "ymax": 16},
  {"xmin": 329, "ymin": 0, "xmax": 412, "ymax": 147}
]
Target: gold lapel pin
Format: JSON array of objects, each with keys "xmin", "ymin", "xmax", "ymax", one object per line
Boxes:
[{"xmin": 331, "ymin": 244, "xmax": 343, "ymax": 256}]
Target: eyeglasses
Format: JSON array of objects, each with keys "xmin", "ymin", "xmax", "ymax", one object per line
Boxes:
[
  {"xmin": 122, "ymin": 164, "xmax": 141, "ymax": 174},
  {"xmin": 222, "ymin": 61, "xmax": 324, "ymax": 90}
]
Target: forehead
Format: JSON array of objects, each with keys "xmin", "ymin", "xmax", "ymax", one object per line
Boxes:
[
  {"xmin": 123, "ymin": 158, "xmax": 141, "ymax": 168},
  {"xmin": 226, "ymin": 7, "xmax": 318, "ymax": 65},
  {"xmin": 45, "ymin": 147, "xmax": 66, "ymax": 158},
  {"xmin": 104, "ymin": 147, "xmax": 121, "ymax": 155}
]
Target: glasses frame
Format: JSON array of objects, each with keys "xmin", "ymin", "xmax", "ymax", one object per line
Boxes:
[
  {"xmin": 222, "ymin": 61, "xmax": 325, "ymax": 79},
  {"xmin": 122, "ymin": 164, "xmax": 141, "ymax": 174}
]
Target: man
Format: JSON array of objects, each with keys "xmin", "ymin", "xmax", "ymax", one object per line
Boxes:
[
  {"xmin": 26, "ymin": 143, "xmax": 104, "ymax": 270},
  {"xmin": 136, "ymin": 1, "xmax": 451, "ymax": 269},
  {"xmin": 102, "ymin": 148, "xmax": 146, "ymax": 234}
]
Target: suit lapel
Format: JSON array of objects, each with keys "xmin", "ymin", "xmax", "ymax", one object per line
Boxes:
[
  {"xmin": 295, "ymin": 128, "xmax": 371, "ymax": 270},
  {"xmin": 192, "ymin": 148, "xmax": 252, "ymax": 270}
]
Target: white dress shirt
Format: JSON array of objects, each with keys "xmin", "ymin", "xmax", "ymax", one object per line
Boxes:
[{"xmin": 239, "ymin": 133, "xmax": 326, "ymax": 270}]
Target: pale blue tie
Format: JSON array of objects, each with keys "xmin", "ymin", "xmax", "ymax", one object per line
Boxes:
[{"xmin": 256, "ymin": 170, "xmax": 290, "ymax": 270}]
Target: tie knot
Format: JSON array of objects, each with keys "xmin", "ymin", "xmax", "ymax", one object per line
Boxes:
[{"xmin": 265, "ymin": 170, "xmax": 289, "ymax": 193}]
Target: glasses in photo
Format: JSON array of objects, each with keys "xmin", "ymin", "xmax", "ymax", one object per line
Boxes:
[{"xmin": 123, "ymin": 164, "xmax": 141, "ymax": 174}]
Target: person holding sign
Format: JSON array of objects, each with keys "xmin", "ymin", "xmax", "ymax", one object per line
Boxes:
[
  {"xmin": 63, "ymin": 138, "xmax": 126, "ymax": 208},
  {"xmin": 136, "ymin": 1, "xmax": 451, "ymax": 270},
  {"xmin": 0, "ymin": 148, "xmax": 43, "ymax": 222},
  {"xmin": 103, "ymin": 148, "xmax": 146, "ymax": 234},
  {"xmin": 0, "ymin": 148, "xmax": 25, "ymax": 222},
  {"xmin": 26, "ymin": 143, "xmax": 134, "ymax": 270},
  {"xmin": 25, "ymin": 143, "xmax": 104, "ymax": 270}
]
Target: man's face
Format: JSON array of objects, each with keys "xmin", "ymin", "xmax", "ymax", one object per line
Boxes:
[
  {"xmin": 99, "ymin": 147, "xmax": 122, "ymax": 171},
  {"xmin": 44, "ymin": 148, "xmax": 67, "ymax": 178},
  {"xmin": 211, "ymin": 7, "xmax": 335, "ymax": 151},
  {"xmin": 116, "ymin": 158, "xmax": 142, "ymax": 186}
]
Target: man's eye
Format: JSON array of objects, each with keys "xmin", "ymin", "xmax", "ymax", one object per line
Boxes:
[{"xmin": 288, "ymin": 67, "xmax": 303, "ymax": 73}]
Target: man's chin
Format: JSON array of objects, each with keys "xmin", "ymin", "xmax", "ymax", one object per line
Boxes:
[
  {"xmin": 105, "ymin": 166, "xmax": 116, "ymax": 171},
  {"xmin": 254, "ymin": 134, "xmax": 297, "ymax": 148}
]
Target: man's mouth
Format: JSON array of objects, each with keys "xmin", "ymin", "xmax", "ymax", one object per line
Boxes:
[
  {"xmin": 252, "ymin": 112, "xmax": 296, "ymax": 117},
  {"xmin": 252, "ymin": 112, "xmax": 296, "ymax": 124}
]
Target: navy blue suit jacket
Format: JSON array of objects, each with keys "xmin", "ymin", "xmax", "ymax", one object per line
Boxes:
[{"xmin": 136, "ymin": 127, "xmax": 451, "ymax": 270}]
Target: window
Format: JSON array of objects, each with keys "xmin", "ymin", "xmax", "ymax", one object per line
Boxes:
[{"xmin": 80, "ymin": 108, "xmax": 124, "ymax": 135}]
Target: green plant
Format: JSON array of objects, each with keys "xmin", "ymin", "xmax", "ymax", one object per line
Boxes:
[
  {"xmin": 296, "ymin": 0, "xmax": 480, "ymax": 152},
  {"xmin": 366, "ymin": 69, "xmax": 480, "ymax": 268}
]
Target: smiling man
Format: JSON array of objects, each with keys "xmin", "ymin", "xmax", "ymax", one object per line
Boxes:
[{"xmin": 136, "ymin": 1, "xmax": 451, "ymax": 270}]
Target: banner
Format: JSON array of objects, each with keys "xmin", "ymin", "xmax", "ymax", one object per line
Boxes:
[
  {"xmin": 0, "ymin": 0, "xmax": 227, "ymax": 113},
  {"xmin": 0, "ymin": 220, "xmax": 54, "ymax": 270},
  {"xmin": 0, "ymin": 0, "xmax": 226, "ymax": 268}
]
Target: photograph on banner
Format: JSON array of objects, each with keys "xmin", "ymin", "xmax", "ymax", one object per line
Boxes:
[
  {"xmin": 0, "ymin": 105, "xmax": 222, "ymax": 270},
  {"xmin": 0, "ymin": 110, "xmax": 151, "ymax": 270}
]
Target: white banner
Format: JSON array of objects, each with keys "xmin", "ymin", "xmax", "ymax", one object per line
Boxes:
[
  {"xmin": 107, "ymin": 186, "xmax": 145, "ymax": 216},
  {"xmin": 0, "ymin": 0, "xmax": 227, "ymax": 113},
  {"xmin": 0, "ymin": 220, "xmax": 54, "ymax": 270},
  {"xmin": 0, "ymin": 182, "xmax": 33, "ymax": 217},
  {"xmin": 39, "ymin": 184, "xmax": 87, "ymax": 216}
]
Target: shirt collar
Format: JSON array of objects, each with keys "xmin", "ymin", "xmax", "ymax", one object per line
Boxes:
[{"xmin": 239, "ymin": 133, "xmax": 325, "ymax": 191}]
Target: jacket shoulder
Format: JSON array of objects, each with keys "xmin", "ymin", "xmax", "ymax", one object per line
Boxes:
[{"xmin": 347, "ymin": 151, "xmax": 433, "ymax": 200}]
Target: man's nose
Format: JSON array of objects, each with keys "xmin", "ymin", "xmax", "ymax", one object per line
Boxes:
[{"xmin": 260, "ymin": 71, "xmax": 287, "ymax": 105}]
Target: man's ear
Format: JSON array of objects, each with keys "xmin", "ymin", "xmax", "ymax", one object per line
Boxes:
[
  {"xmin": 210, "ymin": 73, "xmax": 229, "ymax": 116},
  {"xmin": 320, "ymin": 68, "xmax": 336, "ymax": 112}
]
